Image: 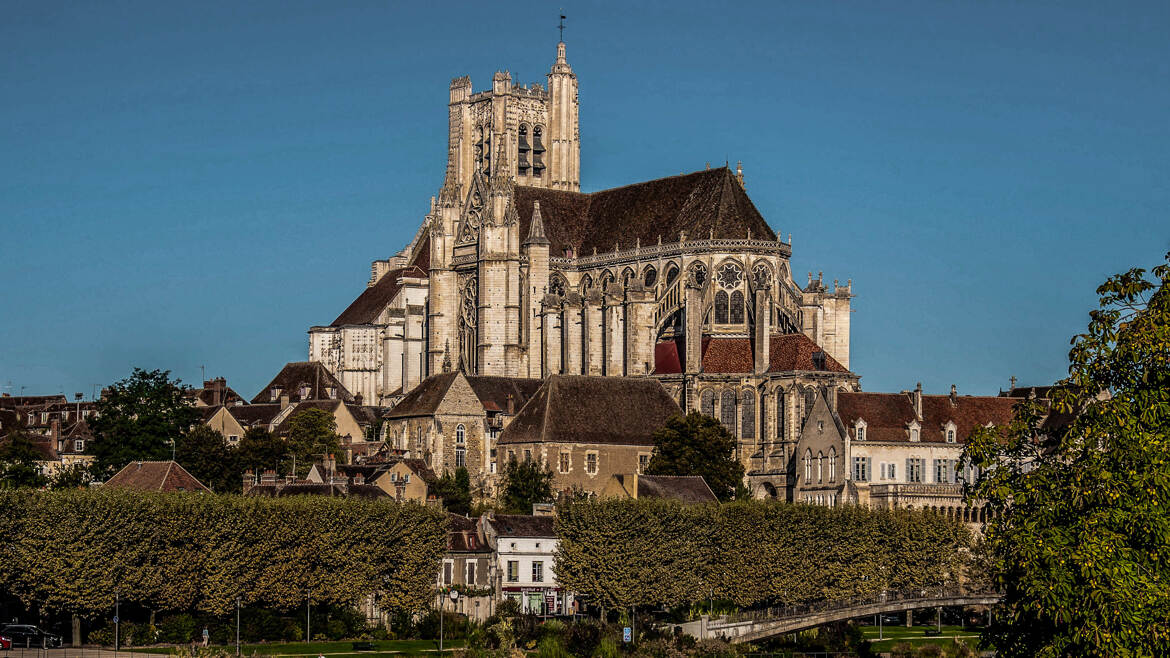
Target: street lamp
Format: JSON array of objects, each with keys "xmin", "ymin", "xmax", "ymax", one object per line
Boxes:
[
  {"xmin": 236, "ymin": 597, "xmax": 241, "ymax": 657},
  {"xmin": 306, "ymin": 589, "xmax": 311, "ymax": 643}
]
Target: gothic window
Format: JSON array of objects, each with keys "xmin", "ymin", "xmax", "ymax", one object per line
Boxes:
[
  {"xmin": 455, "ymin": 424, "xmax": 466, "ymax": 467},
  {"xmin": 517, "ymin": 124, "xmax": 531, "ymax": 176},
  {"xmin": 600, "ymin": 271, "xmax": 615, "ymax": 292},
  {"xmin": 740, "ymin": 390, "xmax": 755, "ymax": 439},
  {"xmin": 459, "ymin": 276, "xmax": 478, "ymax": 373},
  {"xmin": 642, "ymin": 266, "xmax": 657, "ymax": 288},
  {"xmin": 717, "ymin": 262, "xmax": 743, "ymax": 289},
  {"xmin": 804, "ymin": 449, "xmax": 812, "ymax": 482},
  {"xmin": 828, "ymin": 447, "xmax": 836, "ymax": 482},
  {"xmin": 475, "ymin": 125, "xmax": 491, "ymax": 175},
  {"xmin": 580, "ymin": 274, "xmax": 593, "ymax": 294},
  {"xmin": 720, "ymin": 390, "xmax": 736, "ymax": 434},
  {"xmin": 531, "ymin": 125, "xmax": 545, "ymax": 177},
  {"xmin": 665, "ymin": 264, "xmax": 680, "ymax": 286},
  {"xmin": 701, "ymin": 389, "xmax": 715, "ymax": 417},
  {"xmin": 817, "ymin": 451, "xmax": 824, "ymax": 483},
  {"xmin": 688, "ymin": 262, "xmax": 707, "ymax": 287},
  {"xmin": 714, "ymin": 291, "xmax": 729, "ymax": 324},
  {"xmin": 729, "ymin": 290, "xmax": 745, "ymax": 323},
  {"xmin": 802, "ymin": 387, "xmax": 816, "ymax": 424},
  {"xmin": 621, "ymin": 268, "xmax": 635, "ymax": 289},
  {"xmin": 751, "ymin": 262, "xmax": 772, "ymax": 288},
  {"xmin": 549, "ymin": 275, "xmax": 566, "ymax": 298},
  {"xmin": 776, "ymin": 391, "xmax": 786, "ymax": 439}
]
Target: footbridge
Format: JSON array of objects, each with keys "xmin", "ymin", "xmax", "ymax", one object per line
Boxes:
[{"xmin": 674, "ymin": 590, "xmax": 1001, "ymax": 644}]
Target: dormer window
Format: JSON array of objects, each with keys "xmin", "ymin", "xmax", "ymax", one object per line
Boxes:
[
  {"xmin": 908, "ymin": 421, "xmax": 921, "ymax": 442},
  {"xmin": 945, "ymin": 421, "xmax": 958, "ymax": 443},
  {"xmin": 269, "ymin": 387, "xmax": 282, "ymax": 402},
  {"xmin": 854, "ymin": 420, "xmax": 867, "ymax": 441},
  {"xmin": 299, "ymin": 385, "xmax": 311, "ymax": 400}
]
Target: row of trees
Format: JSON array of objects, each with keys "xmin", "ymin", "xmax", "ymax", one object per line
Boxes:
[
  {"xmin": 555, "ymin": 498, "xmax": 972, "ymax": 612},
  {"xmin": 0, "ymin": 488, "xmax": 447, "ymax": 619}
]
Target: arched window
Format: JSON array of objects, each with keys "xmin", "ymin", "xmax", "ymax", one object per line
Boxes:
[
  {"xmin": 740, "ymin": 390, "xmax": 755, "ymax": 439},
  {"xmin": 720, "ymin": 390, "xmax": 736, "ymax": 433},
  {"xmin": 580, "ymin": 274, "xmax": 593, "ymax": 294},
  {"xmin": 531, "ymin": 125, "xmax": 545, "ymax": 177},
  {"xmin": 665, "ymin": 264, "xmax": 680, "ymax": 286},
  {"xmin": 804, "ymin": 449, "xmax": 812, "ymax": 482},
  {"xmin": 817, "ymin": 451, "xmax": 824, "ymax": 483},
  {"xmin": 549, "ymin": 275, "xmax": 566, "ymax": 298},
  {"xmin": 729, "ymin": 290, "xmax": 745, "ymax": 323},
  {"xmin": 803, "ymin": 387, "xmax": 816, "ymax": 424},
  {"xmin": 700, "ymin": 389, "xmax": 715, "ymax": 417},
  {"xmin": 642, "ymin": 266, "xmax": 657, "ymax": 288},
  {"xmin": 715, "ymin": 291, "xmax": 729, "ymax": 323},
  {"xmin": 455, "ymin": 424, "xmax": 466, "ymax": 467},
  {"xmin": 828, "ymin": 447, "xmax": 836, "ymax": 482},
  {"xmin": 517, "ymin": 124, "xmax": 531, "ymax": 176},
  {"xmin": 776, "ymin": 391, "xmax": 786, "ymax": 439}
]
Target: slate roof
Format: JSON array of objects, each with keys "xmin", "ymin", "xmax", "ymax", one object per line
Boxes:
[
  {"xmin": 636, "ymin": 475, "xmax": 718, "ymax": 504},
  {"xmin": 489, "ymin": 514, "xmax": 556, "ymax": 538},
  {"xmin": 226, "ymin": 404, "xmax": 285, "ymax": 428},
  {"xmin": 331, "ymin": 265, "xmax": 427, "ymax": 326},
  {"xmin": 513, "ymin": 168, "xmax": 776, "ymax": 256},
  {"xmin": 385, "ymin": 372, "xmax": 541, "ymax": 419},
  {"xmin": 251, "ymin": 362, "xmax": 354, "ymax": 404},
  {"xmin": 653, "ymin": 334, "xmax": 849, "ymax": 375},
  {"xmin": 186, "ymin": 385, "xmax": 247, "ymax": 407},
  {"xmin": 104, "ymin": 461, "xmax": 211, "ymax": 493},
  {"xmin": 498, "ymin": 375, "xmax": 682, "ymax": 447},
  {"xmin": 0, "ymin": 395, "xmax": 68, "ymax": 409},
  {"xmin": 835, "ymin": 392, "xmax": 1021, "ymax": 444}
]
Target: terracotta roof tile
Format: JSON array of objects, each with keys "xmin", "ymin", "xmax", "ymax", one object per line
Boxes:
[
  {"xmin": 105, "ymin": 461, "xmax": 211, "ymax": 493},
  {"xmin": 836, "ymin": 392, "xmax": 1021, "ymax": 444}
]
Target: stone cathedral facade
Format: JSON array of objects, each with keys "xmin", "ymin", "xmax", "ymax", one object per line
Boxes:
[{"xmin": 310, "ymin": 41, "xmax": 859, "ymax": 496}]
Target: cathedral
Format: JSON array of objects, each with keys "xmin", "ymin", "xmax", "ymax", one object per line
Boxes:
[{"xmin": 309, "ymin": 40, "xmax": 859, "ymax": 496}]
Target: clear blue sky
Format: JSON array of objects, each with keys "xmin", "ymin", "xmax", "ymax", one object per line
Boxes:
[{"xmin": 2, "ymin": 1, "xmax": 1167, "ymax": 400}]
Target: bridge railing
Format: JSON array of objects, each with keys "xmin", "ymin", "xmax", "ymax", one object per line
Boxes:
[{"xmin": 717, "ymin": 588, "xmax": 1000, "ymax": 625}]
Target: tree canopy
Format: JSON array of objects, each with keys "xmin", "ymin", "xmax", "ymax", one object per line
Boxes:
[
  {"xmin": 87, "ymin": 369, "xmax": 199, "ymax": 479},
  {"xmin": 432, "ymin": 467, "xmax": 472, "ymax": 516},
  {"xmin": 645, "ymin": 411, "xmax": 745, "ymax": 501},
  {"xmin": 236, "ymin": 426, "xmax": 289, "ymax": 476},
  {"xmin": 0, "ymin": 430, "xmax": 48, "ymax": 489},
  {"xmin": 499, "ymin": 457, "xmax": 554, "ymax": 514},
  {"xmin": 176, "ymin": 425, "xmax": 239, "ymax": 494},
  {"xmin": 963, "ymin": 252, "xmax": 1170, "ymax": 657},
  {"xmin": 284, "ymin": 409, "xmax": 343, "ymax": 477}
]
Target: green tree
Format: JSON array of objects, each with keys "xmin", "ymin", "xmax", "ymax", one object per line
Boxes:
[
  {"xmin": 236, "ymin": 427, "xmax": 289, "ymax": 476},
  {"xmin": 432, "ymin": 466, "xmax": 472, "ymax": 515},
  {"xmin": 500, "ymin": 456, "xmax": 554, "ymax": 514},
  {"xmin": 963, "ymin": 253, "xmax": 1170, "ymax": 657},
  {"xmin": 284, "ymin": 409, "xmax": 342, "ymax": 477},
  {"xmin": 176, "ymin": 425, "xmax": 239, "ymax": 493},
  {"xmin": 645, "ymin": 411, "xmax": 745, "ymax": 501},
  {"xmin": 0, "ymin": 431, "xmax": 48, "ymax": 489},
  {"xmin": 87, "ymin": 369, "xmax": 200, "ymax": 479}
]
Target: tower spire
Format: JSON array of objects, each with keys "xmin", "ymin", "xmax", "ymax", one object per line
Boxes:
[{"xmin": 558, "ymin": 12, "xmax": 566, "ymax": 42}]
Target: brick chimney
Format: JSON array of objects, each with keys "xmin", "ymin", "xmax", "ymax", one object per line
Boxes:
[
  {"xmin": 280, "ymin": 393, "xmax": 290, "ymax": 410},
  {"xmin": 914, "ymin": 382, "xmax": 923, "ymax": 420},
  {"xmin": 950, "ymin": 384, "xmax": 958, "ymax": 404},
  {"xmin": 242, "ymin": 470, "xmax": 256, "ymax": 492},
  {"xmin": 51, "ymin": 419, "xmax": 60, "ymax": 441},
  {"xmin": 260, "ymin": 469, "xmax": 277, "ymax": 485},
  {"xmin": 354, "ymin": 392, "xmax": 364, "ymax": 406},
  {"xmin": 506, "ymin": 394, "xmax": 515, "ymax": 415}
]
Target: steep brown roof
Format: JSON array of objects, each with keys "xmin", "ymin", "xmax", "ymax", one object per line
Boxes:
[
  {"xmin": 0, "ymin": 395, "xmax": 68, "ymax": 409},
  {"xmin": 696, "ymin": 334, "xmax": 850, "ymax": 374},
  {"xmin": 104, "ymin": 461, "xmax": 211, "ymax": 493},
  {"xmin": 514, "ymin": 168, "xmax": 775, "ymax": 256},
  {"xmin": 636, "ymin": 475, "xmax": 717, "ymax": 504},
  {"xmin": 332, "ymin": 265, "xmax": 427, "ymax": 326},
  {"xmin": 835, "ymin": 392, "xmax": 1020, "ymax": 444},
  {"xmin": 498, "ymin": 375, "xmax": 682, "ymax": 447},
  {"xmin": 227, "ymin": 403, "xmax": 284, "ymax": 428},
  {"xmin": 385, "ymin": 373, "xmax": 542, "ymax": 419},
  {"xmin": 251, "ymin": 362, "xmax": 354, "ymax": 404},
  {"xmin": 490, "ymin": 514, "xmax": 556, "ymax": 538}
]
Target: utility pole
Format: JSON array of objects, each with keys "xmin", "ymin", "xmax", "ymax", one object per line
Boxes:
[
  {"xmin": 236, "ymin": 597, "xmax": 241, "ymax": 656},
  {"xmin": 306, "ymin": 589, "xmax": 311, "ymax": 643},
  {"xmin": 114, "ymin": 589, "xmax": 120, "ymax": 658}
]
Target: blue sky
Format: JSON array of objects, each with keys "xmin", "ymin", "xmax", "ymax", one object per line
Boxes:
[{"xmin": 2, "ymin": 1, "xmax": 1166, "ymax": 400}]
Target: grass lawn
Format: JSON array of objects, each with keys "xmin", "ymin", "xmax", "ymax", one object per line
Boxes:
[
  {"xmin": 858, "ymin": 624, "xmax": 981, "ymax": 654},
  {"xmin": 127, "ymin": 639, "xmax": 467, "ymax": 656}
]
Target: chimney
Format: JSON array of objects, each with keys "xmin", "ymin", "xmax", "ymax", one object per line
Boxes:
[
  {"xmin": 326, "ymin": 453, "xmax": 336, "ymax": 478},
  {"xmin": 51, "ymin": 419, "xmax": 60, "ymax": 441},
  {"xmin": 354, "ymin": 472, "xmax": 365, "ymax": 486},
  {"xmin": 242, "ymin": 470, "xmax": 256, "ymax": 492},
  {"xmin": 354, "ymin": 392, "xmax": 364, "ymax": 406},
  {"xmin": 260, "ymin": 469, "xmax": 277, "ymax": 485},
  {"xmin": 914, "ymin": 382, "xmax": 923, "ymax": 420},
  {"xmin": 735, "ymin": 161, "xmax": 744, "ymax": 188},
  {"xmin": 950, "ymin": 384, "xmax": 958, "ymax": 403},
  {"xmin": 506, "ymin": 394, "xmax": 515, "ymax": 415},
  {"xmin": 280, "ymin": 393, "xmax": 290, "ymax": 410}
]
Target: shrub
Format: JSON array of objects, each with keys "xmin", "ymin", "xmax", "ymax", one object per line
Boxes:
[
  {"xmin": 158, "ymin": 614, "xmax": 199, "ymax": 644},
  {"xmin": 593, "ymin": 636, "xmax": 620, "ymax": 658}
]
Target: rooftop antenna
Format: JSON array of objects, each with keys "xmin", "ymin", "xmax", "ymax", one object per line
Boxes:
[{"xmin": 558, "ymin": 12, "xmax": 566, "ymax": 41}]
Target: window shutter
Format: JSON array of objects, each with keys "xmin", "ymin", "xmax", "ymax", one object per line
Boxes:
[
  {"xmin": 906, "ymin": 458, "xmax": 911, "ymax": 482},
  {"xmin": 867, "ymin": 457, "xmax": 872, "ymax": 482}
]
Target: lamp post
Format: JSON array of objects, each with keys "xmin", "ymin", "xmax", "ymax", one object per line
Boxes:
[
  {"xmin": 306, "ymin": 589, "xmax": 311, "ymax": 643},
  {"xmin": 236, "ymin": 597, "xmax": 241, "ymax": 657},
  {"xmin": 114, "ymin": 589, "xmax": 120, "ymax": 658}
]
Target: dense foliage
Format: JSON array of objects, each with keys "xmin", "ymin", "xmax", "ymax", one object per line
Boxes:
[
  {"xmin": 645, "ymin": 412, "xmax": 746, "ymax": 501},
  {"xmin": 432, "ymin": 466, "xmax": 473, "ymax": 515},
  {"xmin": 963, "ymin": 253, "xmax": 1170, "ymax": 657},
  {"xmin": 500, "ymin": 456, "xmax": 554, "ymax": 514},
  {"xmin": 0, "ymin": 430, "xmax": 49, "ymax": 489},
  {"xmin": 176, "ymin": 425, "xmax": 239, "ymax": 493},
  {"xmin": 0, "ymin": 488, "xmax": 447, "ymax": 620},
  {"xmin": 555, "ymin": 499, "xmax": 970, "ymax": 612},
  {"xmin": 285, "ymin": 409, "xmax": 343, "ymax": 478},
  {"xmin": 88, "ymin": 369, "xmax": 200, "ymax": 479}
]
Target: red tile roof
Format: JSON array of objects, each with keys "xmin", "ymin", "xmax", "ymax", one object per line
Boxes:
[
  {"xmin": 104, "ymin": 461, "xmax": 211, "ymax": 493},
  {"xmin": 695, "ymin": 334, "xmax": 850, "ymax": 374},
  {"xmin": 653, "ymin": 340, "xmax": 683, "ymax": 375},
  {"xmin": 835, "ymin": 392, "xmax": 1021, "ymax": 444}
]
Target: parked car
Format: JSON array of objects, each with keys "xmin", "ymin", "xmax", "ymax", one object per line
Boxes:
[
  {"xmin": 1, "ymin": 633, "xmax": 12, "ymax": 650},
  {"xmin": 0, "ymin": 625, "xmax": 62, "ymax": 648}
]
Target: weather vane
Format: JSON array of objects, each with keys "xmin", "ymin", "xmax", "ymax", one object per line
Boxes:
[{"xmin": 559, "ymin": 12, "xmax": 566, "ymax": 41}]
